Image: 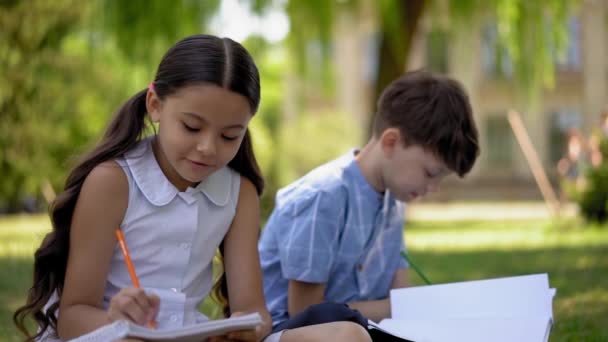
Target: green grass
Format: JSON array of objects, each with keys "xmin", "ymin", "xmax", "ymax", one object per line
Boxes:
[
  {"xmin": 1, "ymin": 214, "xmax": 607, "ymax": 341},
  {"xmin": 0, "ymin": 215, "xmax": 50, "ymax": 340}
]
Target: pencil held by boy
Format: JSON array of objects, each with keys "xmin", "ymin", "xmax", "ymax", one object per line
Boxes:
[{"xmin": 258, "ymin": 70, "xmax": 480, "ymax": 334}]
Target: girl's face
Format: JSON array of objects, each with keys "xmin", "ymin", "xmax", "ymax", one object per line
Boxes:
[{"xmin": 147, "ymin": 84, "xmax": 252, "ymax": 191}]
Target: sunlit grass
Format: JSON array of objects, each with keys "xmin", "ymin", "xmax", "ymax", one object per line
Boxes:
[
  {"xmin": 1, "ymin": 214, "xmax": 607, "ymax": 341},
  {"xmin": 0, "ymin": 214, "xmax": 50, "ymax": 258},
  {"xmin": 406, "ymin": 219, "xmax": 608, "ymax": 251}
]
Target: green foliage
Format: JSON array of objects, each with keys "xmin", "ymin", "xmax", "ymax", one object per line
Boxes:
[
  {"xmin": 277, "ymin": 111, "xmax": 361, "ymax": 185},
  {"xmin": 0, "ymin": 0, "xmax": 105, "ymax": 211},
  {"xmin": 0, "ymin": 0, "xmax": 221, "ymax": 211},
  {"xmin": 253, "ymin": 0, "xmax": 577, "ymax": 103},
  {"xmin": 492, "ymin": 0, "xmax": 574, "ymax": 100},
  {"xmin": 579, "ymin": 138, "xmax": 608, "ymax": 223},
  {"xmin": 93, "ymin": 0, "xmax": 220, "ymax": 66}
]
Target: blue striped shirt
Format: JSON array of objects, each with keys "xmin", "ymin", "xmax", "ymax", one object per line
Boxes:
[{"xmin": 258, "ymin": 150, "xmax": 408, "ymax": 326}]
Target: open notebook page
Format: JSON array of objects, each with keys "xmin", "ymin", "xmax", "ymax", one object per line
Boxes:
[
  {"xmin": 390, "ymin": 273, "xmax": 554, "ymax": 320},
  {"xmin": 378, "ymin": 316, "xmax": 552, "ymax": 342}
]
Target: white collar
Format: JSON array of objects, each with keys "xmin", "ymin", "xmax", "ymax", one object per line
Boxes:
[{"xmin": 124, "ymin": 137, "xmax": 233, "ymax": 207}]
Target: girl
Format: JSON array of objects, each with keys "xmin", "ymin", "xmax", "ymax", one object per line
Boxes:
[{"xmin": 14, "ymin": 34, "xmax": 370, "ymax": 342}]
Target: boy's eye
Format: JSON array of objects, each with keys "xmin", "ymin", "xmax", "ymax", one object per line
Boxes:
[{"xmin": 183, "ymin": 123, "xmax": 200, "ymax": 132}]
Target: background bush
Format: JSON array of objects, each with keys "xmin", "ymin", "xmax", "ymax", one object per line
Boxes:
[{"xmin": 579, "ymin": 138, "xmax": 608, "ymax": 223}]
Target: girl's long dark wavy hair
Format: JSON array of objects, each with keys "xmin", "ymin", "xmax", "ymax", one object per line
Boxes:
[{"xmin": 13, "ymin": 34, "xmax": 263, "ymax": 340}]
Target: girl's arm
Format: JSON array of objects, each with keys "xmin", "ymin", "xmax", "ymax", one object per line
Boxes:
[
  {"xmin": 57, "ymin": 162, "xmax": 156, "ymax": 339},
  {"xmin": 222, "ymin": 177, "xmax": 272, "ymax": 340}
]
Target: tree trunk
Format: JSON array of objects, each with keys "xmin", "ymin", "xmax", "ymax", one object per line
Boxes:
[{"xmin": 370, "ymin": 0, "xmax": 426, "ymax": 136}]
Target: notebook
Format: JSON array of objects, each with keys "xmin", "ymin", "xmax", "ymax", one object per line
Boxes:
[
  {"xmin": 68, "ymin": 312, "xmax": 263, "ymax": 342},
  {"xmin": 376, "ymin": 274, "xmax": 556, "ymax": 342}
]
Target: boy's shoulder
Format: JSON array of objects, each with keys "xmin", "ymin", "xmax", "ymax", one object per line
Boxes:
[{"xmin": 275, "ymin": 151, "xmax": 356, "ymax": 208}]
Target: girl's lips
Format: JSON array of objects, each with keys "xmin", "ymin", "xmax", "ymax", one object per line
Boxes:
[
  {"xmin": 191, "ymin": 160, "xmax": 209, "ymax": 166},
  {"xmin": 188, "ymin": 159, "xmax": 215, "ymax": 170}
]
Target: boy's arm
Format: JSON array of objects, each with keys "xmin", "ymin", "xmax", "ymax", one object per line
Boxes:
[
  {"xmin": 287, "ymin": 280, "xmax": 326, "ymax": 317},
  {"xmin": 347, "ymin": 268, "xmax": 409, "ymax": 322},
  {"xmin": 346, "ymin": 298, "xmax": 390, "ymax": 322},
  {"xmin": 275, "ymin": 190, "xmax": 345, "ymax": 315},
  {"xmin": 288, "ymin": 273, "xmax": 408, "ymax": 322},
  {"xmin": 391, "ymin": 268, "xmax": 410, "ymax": 289},
  {"xmin": 287, "ymin": 239, "xmax": 409, "ymax": 322}
]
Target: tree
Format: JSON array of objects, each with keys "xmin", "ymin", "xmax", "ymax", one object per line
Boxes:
[
  {"xmin": 0, "ymin": 0, "xmax": 221, "ymax": 211},
  {"xmin": 91, "ymin": 0, "xmax": 220, "ymax": 67},
  {"xmin": 0, "ymin": 0, "xmax": 93, "ymax": 211},
  {"xmin": 247, "ymin": 0, "xmax": 577, "ymax": 133}
]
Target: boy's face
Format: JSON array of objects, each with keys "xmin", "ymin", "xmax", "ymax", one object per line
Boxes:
[{"xmin": 380, "ymin": 129, "xmax": 451, "ymax": 202}]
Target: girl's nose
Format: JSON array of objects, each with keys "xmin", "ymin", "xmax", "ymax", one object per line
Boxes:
[{"xmin": 196, "ymin": 136, "xmax": 216, "ymax": 156}]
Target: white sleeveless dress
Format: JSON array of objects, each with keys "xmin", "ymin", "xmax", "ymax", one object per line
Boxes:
[{"xmin": 40, "ymin": 136, "xmax": 243, "ymax": 339}]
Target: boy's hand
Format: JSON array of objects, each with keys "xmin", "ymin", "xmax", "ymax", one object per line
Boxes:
[
  {"xmin": 207, "ymin": 312, "xmax": 261, "ymax": 342},
  {"xmin": 107, "ymin": 287, "xmax": 160, "ymax": 326}
]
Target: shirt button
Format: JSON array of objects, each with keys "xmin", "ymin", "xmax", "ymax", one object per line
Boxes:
[
  {"xmin": 180, "ymin": 242, "xmax": 191, "ymax": 250},
  {"xmin": 170, "ymin": 287, "xmax": 178, "ymax": 292},
  {"xmin": 357, "ymin": 264, "xmax": 363, "ymax": 271},
  {"xmin": 170, "ymin": 315, "xmax": 178, "ymax": 322}
]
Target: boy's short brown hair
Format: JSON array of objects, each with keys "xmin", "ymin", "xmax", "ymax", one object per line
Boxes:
[{"xmin": 373, "ymin": 70, "xmax": 480, "ymax": 177}]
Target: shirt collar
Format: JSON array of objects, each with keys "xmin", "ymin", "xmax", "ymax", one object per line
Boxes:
[
  {"xmin": 344, "ymin": 149, "xmax": 384, "ymax": 202},
  {"xmin": 125, "ymin": 136, "xmax": 232, "ymax": 207}
]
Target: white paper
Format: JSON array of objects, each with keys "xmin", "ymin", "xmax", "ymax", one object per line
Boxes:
[
  {"xmin": 378, "ymin": 316, "xmax": 552, "ymax": 342},
  {"xmin": 391, "ymin": 274, "xmax": 553, "ymax": 320},
  {"xmin": 383, "ymin": 273, "xmax": 555, "ymax": 342}
]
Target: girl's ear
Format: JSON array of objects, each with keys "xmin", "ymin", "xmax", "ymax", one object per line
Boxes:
[
  {"xmin": 380, "ymin": 128, "xmax": 401, "ymax": 157},
  {"xmin": 146, "ymin": 89, "xmax": 161, "ymax": 122}
]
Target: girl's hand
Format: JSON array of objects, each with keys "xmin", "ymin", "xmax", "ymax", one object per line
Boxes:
[
  {"xmin": 107, "ymin": 287, "xmax": 160, "ymax": 326},
  {"xmin": 207, "ymin": 312, "xmax": 263, "ymax": 342}
]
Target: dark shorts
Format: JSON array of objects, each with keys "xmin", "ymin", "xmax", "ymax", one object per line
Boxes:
[
  {"xmin": 271, "ymin": 302, "xmax": 368, "ymax": 333},
  {"xmin": 270, "ymin": 302, "xmax": 414, "ymax": 342}
]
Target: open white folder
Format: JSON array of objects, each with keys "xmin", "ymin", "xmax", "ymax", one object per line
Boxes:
[{"xmin": 377, "ymin": 273, "xmax": 556, "ymax": 342}]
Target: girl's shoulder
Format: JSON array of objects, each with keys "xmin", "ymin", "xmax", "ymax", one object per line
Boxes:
[
  {"xmin": 85, "ymin": 161, "xmax": 129, "ymax": 192},
  {"xmin": 237, "ymin": 175, "xmax": 256, "ymax": 203},
  {"xmin": 80, "ymin": 160, "xmax": 129, "ymax": 213},
  {"xmin": 68, "ymin": 160, "xmax": 130, "ymax": 245}
]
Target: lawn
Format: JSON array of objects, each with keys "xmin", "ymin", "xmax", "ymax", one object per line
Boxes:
[{"xmin": 1, "ymin": 213, "xmax": 607, "ymax": 341}]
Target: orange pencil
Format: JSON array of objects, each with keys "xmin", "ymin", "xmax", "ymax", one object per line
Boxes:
[{"xmin": 115, "ymin": 229, "xmax": 157, "ymax": 329}]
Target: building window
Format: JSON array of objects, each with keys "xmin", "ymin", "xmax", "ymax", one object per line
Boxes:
[
  {"xmin": 556, "ymin": 17, "xmax": 581, "ymax": 71},
  {"xmin": 481, "ymin": 24, "xmax": 513, "ymax": 78},
  {"xmin": 486, "ymin": 115, "xmax": 514, "ymax": 166}
]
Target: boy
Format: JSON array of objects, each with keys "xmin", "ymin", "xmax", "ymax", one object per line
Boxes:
[{"xmin": 259, "ymin": 70, "xmax": 480, "ymax": 331}]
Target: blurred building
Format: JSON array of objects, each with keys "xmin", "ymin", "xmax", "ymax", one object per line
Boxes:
[{"xmin": 333, "ymin": 0, "xmax": 607, "ymax": 201}]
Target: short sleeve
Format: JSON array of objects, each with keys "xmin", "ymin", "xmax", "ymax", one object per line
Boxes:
[
  {"xmin": 275, "ymin": 191, "xmax": 345, "ymax": 283},
  {"xmin": 398, "ymin": 237, "xmax": 408, "ymax": 269},
  {"xmin": 395, "ymin": 201, "xmax": 408, "ymax": 269}
]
